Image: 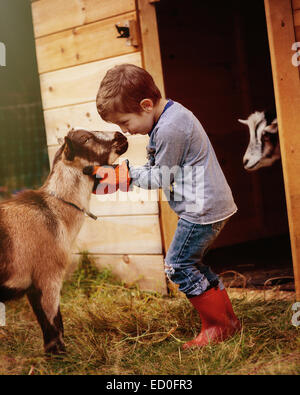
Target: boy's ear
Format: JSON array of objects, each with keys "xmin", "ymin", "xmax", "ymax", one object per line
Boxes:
[
  {"xmin": 64, "ymin": 136, "xmax": 75, "ymax": 161},
  {"xmin": 140, "ymin": 98, "xmax": 153, "ymax": 112}
]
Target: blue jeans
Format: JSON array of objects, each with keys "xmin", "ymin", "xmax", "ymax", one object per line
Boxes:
[{"xmin": 165, "ymin": 218, "xmax": 228, "ymax": 298}]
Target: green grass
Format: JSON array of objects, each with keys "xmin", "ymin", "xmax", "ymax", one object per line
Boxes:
[{"xmin": 0, "ymin": 254, "xmax": 299, "ymax": 375}]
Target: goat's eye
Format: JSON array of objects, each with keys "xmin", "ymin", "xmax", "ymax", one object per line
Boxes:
[{"xmin": 84, "ymin": 138, "xmax": 91, "ymax": 144}]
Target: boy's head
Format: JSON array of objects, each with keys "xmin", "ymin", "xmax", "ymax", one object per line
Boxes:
[{"xmin": 96, "ymin": 64, "xmax": 162, "ymax": 135}]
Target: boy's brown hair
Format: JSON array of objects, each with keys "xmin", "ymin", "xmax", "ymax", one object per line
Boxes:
[{"xmin": 96, "ymin": 64, "xmax": 162, "ymax": 121}]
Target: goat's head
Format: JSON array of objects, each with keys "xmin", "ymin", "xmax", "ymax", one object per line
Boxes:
[
  {"xmin": 54, "ymin": 128, "xmax": 128, "ymax": 169},
  {"xmin": 238, "ymin": 110, "xmax": 280, "ymax": 171}
]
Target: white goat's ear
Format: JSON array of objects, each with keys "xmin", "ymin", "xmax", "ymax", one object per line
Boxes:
[
  {"xmin": 238, "ymin": 119, "xmax": 248, "ymax": 125},
  {"xmin": 264, "ymin": 119, "xmax": 278, "ymax": 133},
  {"xmin": 57, "ymin": 137, "xmax": 64, "ymax": 145}
]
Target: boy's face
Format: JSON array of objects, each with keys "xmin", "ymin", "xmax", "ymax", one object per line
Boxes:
[{"xmin": 107, "ymin": 99, "xmax": 156, "ymax": 135}]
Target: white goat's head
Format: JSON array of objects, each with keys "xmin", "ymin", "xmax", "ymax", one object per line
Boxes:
[{"xmin": 238, "ymin": 109, "xmax": 280, "ymax": 171}]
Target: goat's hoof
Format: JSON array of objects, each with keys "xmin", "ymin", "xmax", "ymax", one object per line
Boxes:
[{"xmin": 44, "ymin": 342, "xmax": 66, "ymax": 356}]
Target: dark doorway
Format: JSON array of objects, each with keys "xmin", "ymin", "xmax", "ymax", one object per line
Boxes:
[{"xmin": 155, "ymin": 0, "xmax": 293, "ymax": 290}]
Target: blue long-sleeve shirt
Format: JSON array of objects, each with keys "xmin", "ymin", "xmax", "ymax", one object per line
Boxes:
[{"xmin": 129, "ymin": 100, "xmax": 237, "ymax": 224}]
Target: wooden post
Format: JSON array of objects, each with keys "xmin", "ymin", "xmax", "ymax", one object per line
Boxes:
[
  {"xmin": 136, "ymin": 0, "xmax": 165, "ymax": 97},
  {"xmin": 264, "ymin": 0, "xmax": 300, "ymax": 300},
  {"xmin": 137, "ymin": 0, "xmax": 178, "ymax": 253}
]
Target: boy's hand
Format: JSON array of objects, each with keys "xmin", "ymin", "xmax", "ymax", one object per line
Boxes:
[{"xmin": 83, "ymin": 160, "xmax": 131, "ymax": 194}]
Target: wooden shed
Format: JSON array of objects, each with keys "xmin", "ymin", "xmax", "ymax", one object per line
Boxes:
[{"xmin": 30, "ymin": 0, "xmax": 300, "ymax": 299}]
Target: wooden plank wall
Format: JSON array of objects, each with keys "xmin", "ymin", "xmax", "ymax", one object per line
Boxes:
[
  {"xmin": 264, "ymin": 0, "xmax": 300, "ymax": 300},
  {"xmin": 31, "ymin": 0, "xmax": 167, "ymax": 294}
]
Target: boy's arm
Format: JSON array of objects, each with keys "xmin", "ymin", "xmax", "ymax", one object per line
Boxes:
[
  {"xmin": 129, "ymin": 123, "xmax": 188, "ymax": 190},
  {"xmin": 82, "ymin": 124, "xmax": 188, "ymax": 193}
]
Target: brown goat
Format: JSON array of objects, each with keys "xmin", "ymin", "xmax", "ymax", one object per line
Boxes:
[{"xmin": 0, "ymin": 128, "xmax": 128, "ymax": 354}]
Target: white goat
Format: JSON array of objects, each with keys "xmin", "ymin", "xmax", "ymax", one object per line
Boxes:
[{"xmin": 238, "ymin": 108, "xmax": 280, "ymax": 171}]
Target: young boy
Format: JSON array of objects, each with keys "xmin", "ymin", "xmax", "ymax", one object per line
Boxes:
[{"xmin": 88, "ymin": 63, "xmax": 241, "ymax": 349}]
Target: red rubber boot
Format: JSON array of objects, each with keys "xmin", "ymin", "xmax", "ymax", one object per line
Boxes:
[
  {"xmin": 183, "ymin": 286, "xmax": 240, "ymax": 349},
  {"xmin": 221, "ymin": 288, "xmax": 241, "ymax": 331}
]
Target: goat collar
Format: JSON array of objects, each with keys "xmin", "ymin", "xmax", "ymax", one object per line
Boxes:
[{"xmin": 48, "ymin": 191, "xmax": 97, "ymax": 220}]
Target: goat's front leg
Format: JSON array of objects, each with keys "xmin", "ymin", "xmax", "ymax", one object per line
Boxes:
[{"xmin": 27, "ymin": 281, "xmax": 65, "ymax": 355}]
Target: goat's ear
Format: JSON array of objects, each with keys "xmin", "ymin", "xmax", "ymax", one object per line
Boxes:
[
  {"xmin": 238, "ymin": 119, "xmax": 248, "ymax": 126},
  {"xmin": 64, "ymin": 136, "xmax": 75, "ymax": 161},
  {"xmin": 264, "ymin": 119, "xmax": 278, "ymax": 133}
]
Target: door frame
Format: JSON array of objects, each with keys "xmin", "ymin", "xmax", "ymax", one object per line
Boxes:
[{"xmin": 265, "ymin": 0, "xmax": 300, "ymax": 300}]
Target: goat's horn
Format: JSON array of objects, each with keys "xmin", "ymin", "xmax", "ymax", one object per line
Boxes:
[{"xmin": 238, "ymin": 119, "xmax": 248, "ymax": 125}]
